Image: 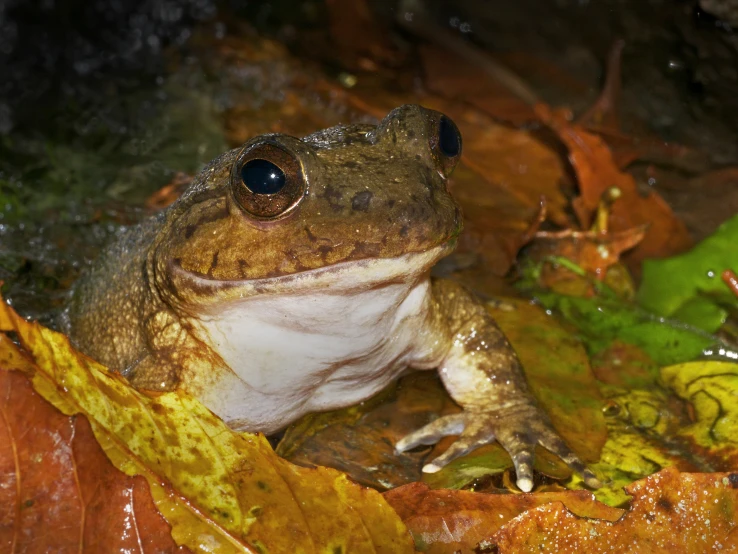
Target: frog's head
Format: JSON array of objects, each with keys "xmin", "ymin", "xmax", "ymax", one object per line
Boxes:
[{"xmin": 154, "ymin": 104, "xmax": 463, "ymax": 306}]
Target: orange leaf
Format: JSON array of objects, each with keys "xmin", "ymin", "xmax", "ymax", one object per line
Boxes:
[
  {"xmin": 0, "ymin": 367, "xmax": 186, "ymax": 553},
  {"xmin": 491, "ymin": 467, "xmax": 738, "ymax": 553},
  {"xmin": 535, "ymin": 103, "xmax": 692, "ymax": 270},
  {"xmin": 384, "ymin": 482, "xmax": 622, "ymax": 554}
]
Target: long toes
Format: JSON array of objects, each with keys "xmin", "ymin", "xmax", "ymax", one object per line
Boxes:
[
  {"xmin": 395, "ymin": 414, "xmax": 466, "ymax": 453},
  {"xmin": 422, "ymin": 434, "xmax": 487, "ymax": 473},
  {"xmin": 510, "ymin": 448, "xmax": 535, "ymax": 492},
  {"xmin": 538, "ymin": 434, "xmax": 602, "ymax": 489},
  {"xmin": 497, "ymin": 431, "xmax": 536, "ymax": 492}
]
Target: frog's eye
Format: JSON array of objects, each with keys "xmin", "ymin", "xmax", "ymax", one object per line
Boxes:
[
  {"xmin": 429, "ymin": 114, "xmax": 462, "ymax": 177},
  {"xmin": 231, "ymin": 143, "xmax": 306, "ymax": 219}
]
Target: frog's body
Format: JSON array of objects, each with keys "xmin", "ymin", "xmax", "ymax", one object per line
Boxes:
[{"xmin": 62, "ymin": 105, "xmax": 599, "ymax": 491}]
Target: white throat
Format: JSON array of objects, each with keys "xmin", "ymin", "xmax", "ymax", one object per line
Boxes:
[{"xmin": 187, "ymin": 249, "xmax": 441, "ymax": 433}]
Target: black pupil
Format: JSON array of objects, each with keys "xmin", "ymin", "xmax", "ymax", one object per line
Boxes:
[
  {"xmin": 241, "ymin": 159, "xmax": 286, "ymax": 194},
  {"xmin": 439, "ymin": 116, "xmax": 461, "ymax": 157}
]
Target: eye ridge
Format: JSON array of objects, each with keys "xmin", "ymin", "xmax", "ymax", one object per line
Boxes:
[{"xmin": 241, "ymin": 158, "xmax": 286, "ymax": 195}]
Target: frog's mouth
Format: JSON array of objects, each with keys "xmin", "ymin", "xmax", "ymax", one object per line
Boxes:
[{"xmin": 161, "ymin": 239, "xmax": 456, "ymax": 309}]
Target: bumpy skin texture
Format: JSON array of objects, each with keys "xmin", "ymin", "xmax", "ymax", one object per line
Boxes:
[{"xmin": 62, "ymin": 105, "xmax": 599, "ymax": 491}]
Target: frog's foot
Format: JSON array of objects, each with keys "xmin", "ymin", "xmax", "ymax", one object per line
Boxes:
[{"xmin": 395, "ymin": 404, "xmax": 601, "ymax": 492}]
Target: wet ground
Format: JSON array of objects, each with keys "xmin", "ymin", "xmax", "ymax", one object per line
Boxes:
[{"xmin": 1, "ymin": 0, "xmax": 737, "ymax": 324}]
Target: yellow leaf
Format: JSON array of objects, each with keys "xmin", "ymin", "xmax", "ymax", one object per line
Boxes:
[
  {"xmin": 662, "ymin": 360, "xmax": 738, "ymax": 452},
  {"xmin": 0, "ymin": 298, "xmax": 413, "ymax": 553}
]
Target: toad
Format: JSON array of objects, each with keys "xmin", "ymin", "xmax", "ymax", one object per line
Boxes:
[{"xmin": 62, "ymin": 105, "xmax": 600, "ymax": 491}]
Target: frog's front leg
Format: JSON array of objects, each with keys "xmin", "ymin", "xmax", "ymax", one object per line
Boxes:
[{"xmin": 397, "ymin": 279, "xmax": 601, "ymax": 492}]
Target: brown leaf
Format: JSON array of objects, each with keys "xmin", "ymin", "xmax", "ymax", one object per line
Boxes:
[
  {"xmin": 535, "ymin": 103, "xmax": 692, "ymax": 271},
  {"xmin": 419, "ymin": 44, "xmax": 536, "ymax": 125},
  {"xmin": 490, "ymin": 467, "xmax": 738, "ymax": 553},
  {"xmin": 384, "ymin": 482, "xmax": 622, "ymax": 554},
  {"xmin": 528, "ymin": 224, "xmax": 647, "ymax": 284},
  {"xmin": 0, "ymin": 366, "xmax": 186, "ymax": 553},
  {"xmin": 278, "ymin": 373, "xmax": 457, "ymax": 490}
]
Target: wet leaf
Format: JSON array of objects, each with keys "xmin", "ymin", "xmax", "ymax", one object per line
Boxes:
[
  {"xmin": 0, "ymin": 366, "xmax": 186, "ymax": 553},
  {"xmin": 0, "ymin": 298, "xmax": 414, "ymax": 553},
  {"xmin": 384, "ymin": 481, "xmax": 622, "ymax": 554},
  {"xmin": 491, "ymin": 468, "xmax": 738, "ymax": 553},
  {"xmin": 582, "ymin": 386, "xmax": 698, "ymax": 507},
  {"xmin": 661, "ymin": 361, "xmax": 738, "ymax": 467},
  {"xmin": 638, "ymin": 213, "xmax": 738, "ymax": 333},
  {"xmin": 418, "ymin": 44, "xmax": 536, "ymax": 126},
  {"xmin": 530, "ymin": 226, "xmax": 646, "ymax": 278},
  {"xmin": 531, "ymin": 290, "xmax": 721, "ymax": 367}
]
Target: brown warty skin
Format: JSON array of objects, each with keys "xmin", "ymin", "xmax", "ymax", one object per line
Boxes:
[{"xmin": 61, "ymin": 104, "xmax": 600, "ymax": 492}]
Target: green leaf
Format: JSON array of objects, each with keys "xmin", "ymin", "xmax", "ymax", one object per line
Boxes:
[
  {"xmin": 637, "ymin": 214, "xmax": 738, "ymax": 332},
  {"xmin": 532, "ymin": 291, "xmax": 720, "ymax": 366}
]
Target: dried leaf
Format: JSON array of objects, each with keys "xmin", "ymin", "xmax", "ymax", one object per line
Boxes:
[
  {"xmin": 527, "ymin": 225, "xmax": 646, "ymax": 288},
  {"xmin": 535, "ymin": 103, "xmax": 692, "ymax": 270}
]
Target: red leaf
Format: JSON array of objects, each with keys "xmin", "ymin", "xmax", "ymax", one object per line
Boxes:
[{"xmin": 0, "ymin": 368, "xmax": 186, "ymax": 553}]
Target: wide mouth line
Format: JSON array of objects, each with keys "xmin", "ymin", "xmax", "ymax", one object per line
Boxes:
[{"xmin": 169, "ymin": 240, "xmax": 456, "ymax": 291}]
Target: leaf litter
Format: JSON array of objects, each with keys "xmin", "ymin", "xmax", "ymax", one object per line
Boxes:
[{"xmin": 4, "ymin": 3, "xmax": 738, "ymax": 552}]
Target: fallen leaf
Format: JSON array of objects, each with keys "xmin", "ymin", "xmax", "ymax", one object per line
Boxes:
[
  {"xmin": 531, "ymin": 289, "xmax": 720, "ymax": 367},
  {"xmin": 535, "ymin": 103, "xmax": 692, "ymax": 272},
  {"xmin": 491, "ymin": 468, "xmax": 738, "ymax": 553},
  {"xmin": 0, "ymin": 365, "xmax": 186, "ymax": 553},
  {"xmin": 638, "ymin": 213, "xmax": 738, "ymax": 333},
  {"xmin": 0, "ymin": 298, "xmax": 414, "ymax": 553},
  {"xmin": 528, "ymin": 224, "xmax": 646, "ymax": 284},
  {"xmin": 589, "ymin": 385, "xmax": 698, "ymax": 506},
  {"xmin": 661, "ymin": 360, "xmax": 738, "ymax": 467},
  {"xmin": 384, "ymin": 481, "xmax": 622, "ymax": 554},
  {"xmin": 418, "ymin": 44, "xmax": 536, "ymax": 125}
]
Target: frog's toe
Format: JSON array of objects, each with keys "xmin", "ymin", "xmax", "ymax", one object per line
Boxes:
[
  {"xmin": 421, "ymin": 433, "xmax": 491, "ymax": 474},
  {"xmin": 493, "ymin": 429, "xmax": 537, "ymax": 492},
  {"xmin": 395, "ymin": 413, "xmax": 465, "ymax": 453},
  {"xmin": 537, "ymin": 433, "xmax": 602, "ymax": 489}
]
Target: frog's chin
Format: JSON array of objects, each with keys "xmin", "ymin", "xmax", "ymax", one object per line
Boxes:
[{"xmin": 164, "ymin": 240, "xmax": 456, "ymax": 310}]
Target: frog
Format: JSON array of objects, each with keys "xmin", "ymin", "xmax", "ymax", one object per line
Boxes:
[{"xmin": 61, "ymin": 104, "xmax": 600, "ymax": 492}]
